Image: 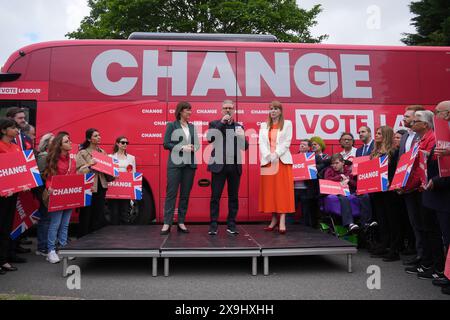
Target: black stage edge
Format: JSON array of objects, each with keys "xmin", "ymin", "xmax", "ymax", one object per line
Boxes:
[{"xmin": 58, "ymin": 225, "xmax": 357, "ymax": 277}]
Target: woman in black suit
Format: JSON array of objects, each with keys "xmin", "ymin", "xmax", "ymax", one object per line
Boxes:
[{"xmin": 161, "ymin": 102, "xmax": 200, "ymax": 234}]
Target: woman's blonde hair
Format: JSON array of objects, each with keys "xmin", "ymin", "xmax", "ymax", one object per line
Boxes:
[
  {"xmin": 266, "ymin": 101, "xmax": 284, "ymax": 131},
  {"xmin": 371, "ymin": 126, "xmax": 394, "ymax": 158}
]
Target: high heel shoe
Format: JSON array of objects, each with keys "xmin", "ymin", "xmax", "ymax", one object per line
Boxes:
[
  {"xmin": 264, "ymin": 223, "xmax": 278, "ymax": 232},
  {"xmin": 278, "ymin": 228, "xmax": 286, "ymax": 235},
  {"xmin": 160, "ymin": 225, "xmax": 171, "ymax": 235},
  {"xmin": 177, "ymin": 224, "xmax": 190, "ymax": 233}
]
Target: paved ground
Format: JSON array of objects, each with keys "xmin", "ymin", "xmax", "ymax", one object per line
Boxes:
[{"xmin": 0, "ymin": 238, "xmax": 448, "ymax": 300}]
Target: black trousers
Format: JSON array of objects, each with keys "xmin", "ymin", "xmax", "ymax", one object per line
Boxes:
[
  {"xmin": 163, "ymin": 166, "xmax": 196, "ymax": 225},
  {"xmin": 404, "ymin": 191, "xmax": 427, "ymax": 259},
  {"xmin": 210, "ymin": 164, "xmax": 241, "ymax": 227},
  {"xmin": 294, "ymin": 189, "xmax": 318, "ymax": 227},
  {"xmin": 372, "ymin": 191, "xmax": 403, "ymax": 255},
  {"xmin": 395, "ymin": 193, "xmax": 415, "ymax": 250},
  {"xmin": 78, "ymin": 184, "xmax": 107, "ymax": 238},
  {"xmin": 108, "ymin": 199, "xmax": 130, "ymax": 225},
  {"xmin": 421, "ymin": 206, "xmax": 445, "ymax": 271},
  {"xmin": 0, "ymin": 194, "xmax": 18, "ymax": 265}
]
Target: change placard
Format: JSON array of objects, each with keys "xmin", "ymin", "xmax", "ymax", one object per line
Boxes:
[
  {"xmin": 357, "ymin": 155, "xmax": 389, "ymax": 194},
  {"xmin": 0, "ymin": 150, "xmax": 43, "ymax": 196},
  {"xmin": 292, "ymin": 152, "xmax": 317, "ymax": 181},
  {"xmin": 106, "ymin": 172, "xmax": 143, "ymax": 200},
  {"xmin": 91, "ymin": 151, "xmax": 119, "ymax": 177},
  {"xmin": 48, "ymin": 174, "xmax": 94, "ymax": 212}
]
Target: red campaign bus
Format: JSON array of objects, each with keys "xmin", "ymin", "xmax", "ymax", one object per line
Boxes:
[{"xmin": 1, "ymin": 34, "xmax": 449, "ymax": 224}]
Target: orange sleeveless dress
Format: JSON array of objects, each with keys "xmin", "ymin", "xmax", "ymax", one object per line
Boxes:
[{"xmin": 258, "ymin": 124, "xmax": 295, "ymax": 214}]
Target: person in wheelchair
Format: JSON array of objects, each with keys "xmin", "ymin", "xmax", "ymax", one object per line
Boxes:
[{"xmin": 323, "ymin": 153, "xmax": 373, "ymax": 233}]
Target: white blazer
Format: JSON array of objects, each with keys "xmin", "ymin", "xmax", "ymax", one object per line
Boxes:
[
  {"xmin": 259, "ymin": 120, "xmax": 293, "ymax": 166},
  {"xmin": 110, "ymin": 153, "xmax": 136, "ymax": 173}
]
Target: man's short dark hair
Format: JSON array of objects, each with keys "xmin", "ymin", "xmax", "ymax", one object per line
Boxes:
[
  {"xmin": 406, "ymin": 105, "xmax": 425, "ymax": 112},
  {"xmin": 300, "ymin": 139, "xmax": 312, "ymax": 148},
  {"xmin": 5, "ymin": 107, "xmax": 26, "ymax": 119}
]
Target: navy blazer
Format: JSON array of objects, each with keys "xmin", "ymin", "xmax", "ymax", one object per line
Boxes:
[
  {"xmin": 163, "ymin": 121, "xmax": 200, "ymax": 169},
  {"xmin": 12, "ymin": 130, "xmax": 33, "ymax": 151},
  {"xmin": 356, "ymin": 140, "xmax": 374, "ymax": 157},
  {"xmin": 207, "ymin": 120, "xmax": 249, "ymax": 175}
]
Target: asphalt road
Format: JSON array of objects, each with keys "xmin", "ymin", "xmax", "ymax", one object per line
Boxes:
[{"xmin": 0, "ymin": 238, "xmax": 448, "ymax": 300}]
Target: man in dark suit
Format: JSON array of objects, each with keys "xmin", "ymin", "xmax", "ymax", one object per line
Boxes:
[
  {"xmin": 356, "ymin": 126, "xmax": 374, "ymax": 157},
  {"xmin": 422, "ymin": 101, "xmax": 450, "ymax": 287},
  {"xmin": 207, "ymin": 100, "xmax": 248, "ymax": 235},
  {"xmin": 396, "ymin": 105, "xmax": 426, "ymax": 267},
  {"xmin": 6, "ymin": 107, "xmax": 33, "ymax": 151}
]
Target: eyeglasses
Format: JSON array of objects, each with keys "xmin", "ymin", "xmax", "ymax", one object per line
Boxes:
[
  {"xmin": 341, "ymin": 138, "xmax": 353, "ymax": 142},
  {"xmin": 435, "ymin": 110, "xmax": 449, "ymax": 115},
  {"xmin": 119, "ymin": 141, "xmax": 129, "ymax": 145}
]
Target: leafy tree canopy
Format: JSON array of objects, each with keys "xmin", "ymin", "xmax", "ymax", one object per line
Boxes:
[
  {"xmin": 67, "ymin": 0, "xmax": 327, "ymax": 43},
  {"xmin": 402, "ymin": 0, "xmax": 450, "ymax": 46}
]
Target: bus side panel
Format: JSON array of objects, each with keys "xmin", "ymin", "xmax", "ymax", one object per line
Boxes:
[
  {"xmin": 49, "ymin": 46, "xmax": 168, "ymax": 101},
  {"xmin": 328, "ymin": 49, "xmax": 421, "ymax": 105},
  {"xmin": 139, "ymin": 166, "xmax": 160, "ymax": 220},
  {"xmin": 417, "ymin": 51, "xmax": 450, "ymax": 105},
  {"xmin": 37, "ymin": 101, "xmax": 167, "ymax": 146}
]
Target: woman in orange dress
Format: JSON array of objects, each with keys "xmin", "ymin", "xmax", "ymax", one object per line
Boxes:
[{"xmin": 258, "ymin": 101, "xmax": 295, "ymax": 234}]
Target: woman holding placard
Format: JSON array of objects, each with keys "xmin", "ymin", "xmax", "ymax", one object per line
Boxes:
[
  {"xmin": 0, "ymin": 118, "xmax": 21, "ymax": 274},
  {"xmin": 76, "ymin": 128, "xmax": 109, "ymax": 237},
  {"xmin": 43, "ymin": 132, "xmax": 77, "ymax": 264},
  {"xmin": 369, "ymin": 125, "xmax": 401, "ymax": 262},
  {"xmin": 108, "ymin": 136, "xmax": 136, "ymax": 225}
]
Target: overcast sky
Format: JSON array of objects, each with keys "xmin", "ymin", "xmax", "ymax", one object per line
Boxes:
[{"xmin": 0, "ymin": 0, "xmax": 417, "ymax": 69}]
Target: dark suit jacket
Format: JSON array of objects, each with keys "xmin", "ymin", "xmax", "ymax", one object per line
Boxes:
[
  {"xmin": 422, "ymin": 147, "xmax": 450, "ymax": 212},
  {"xmin": 356, "ymin": 140, "xmax": 374, "ymax": 157},
  {"xmin": 399, "ymin": 131, "xmax": 416, "ymax": 158},
  {"xmin": 12, "ymin": 130, "xmax": 33, "ymax": 151},
  {"xmin": 163, "ymin": 121, "xmax": 200, "ymax": 169},
  {"xmin": 207, "ymin": 120, "xmax": 249, "ymax": 175}
]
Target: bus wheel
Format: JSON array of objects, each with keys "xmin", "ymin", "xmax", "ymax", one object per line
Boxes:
[{"xmin": 128, "ymin": 187, "xmax": 155, "ymax": 225}]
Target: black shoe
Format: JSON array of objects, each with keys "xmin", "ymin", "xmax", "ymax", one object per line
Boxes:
[
  {"xmin": 418, "ymin": 269, "xmax": 445, "ymax": 280},
  {"xmin": 226, "ymin": 226, "xmax": 239, "ymax": 235},
  {"xmin": 400, "ymin": 247, "xmax": 416, "ymax": 256},
  {"xmin": 208, "ymin": 224, "xmax": 218, "ymax": 235},
  {"xmin": 20, "ymin": 238, "xmax": 32, "ymax": 245},
  {"xmin": 9, "ymin": 256, "xmax": 27, "ymax": 263},
  {"xmin": 382, "ymin": 253, "xmax": 400, "ymax": 262},
  {"xmin": 403, "ymin": 256, "xmax": 421, "ymax": 266},
  {"xmin": 160, "ymin": 226, "xmax": 171, "ymax": 235},
  {"xmin": 177, "ymin": 225, "xmax": 189, "ymax": 233},
  {"xmin": 15, "ymin": 245, "xmax": 31, "ymax": 254},
  {"xmin": 442, "ymin": 286, "xmax": 450, "ymax": 295},
  {"xmin": 405, "ymin": 264, "xmax": 430, "ymax": 275},
  {"xmin": 0, "ymin": 268, "xmax": 5, "ymax": 275},
  {"xmin": 432, "ymin": 277, "xmax": 450, "ymax": 287},
  {"xmin": 1, "ymin": 264, "xmax": 18, "ymax": 272}
]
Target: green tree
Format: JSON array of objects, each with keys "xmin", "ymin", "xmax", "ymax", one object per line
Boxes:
[
  {"xmin": 402, "ymin": 0, "xmax": 450, "ymax": 46},
  {"xmin": 67, "ymin": 0, "xmax": 327, "ymax": 43}
]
